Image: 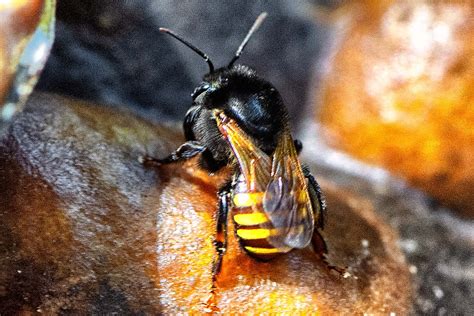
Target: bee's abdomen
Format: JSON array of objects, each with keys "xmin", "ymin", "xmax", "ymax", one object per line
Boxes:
[{"xmin": 231, "ymin": 191, "xmax": 289, "ymax": 260}]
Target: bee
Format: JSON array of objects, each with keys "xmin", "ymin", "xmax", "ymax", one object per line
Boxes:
[
  {"xmin": 213, "ymin": 110, "xmax": 327, "ymax": 263},
  {"xmin": 146, "ymin": 12, "xmax": 329, "ymax": 276}
]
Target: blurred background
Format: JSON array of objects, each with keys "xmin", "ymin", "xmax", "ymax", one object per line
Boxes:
[
  {"xmin": 1, "ymin": 0, "xmax": 473, "ymax": 314},
  {"xmin": 36, "ymin": 0, "xmax": 329, "ymax": 123}
]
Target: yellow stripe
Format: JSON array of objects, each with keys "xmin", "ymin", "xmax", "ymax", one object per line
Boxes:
[
  {"xmin": 244, "ymin": 246, "xmax": 282, "ymax": 254},
  {"xmin": 237, "ymin": 228, "xmax": 271, "ymax": 240},
  {"xmin": 233, "ymin": 192, "xmax": 264, "ymax": 207},
  {"xmin": 234, "ymin": 212, "xmax": 268, "ymax": 226},
  {"xmin": 298, "ymin": 189, "xmax": 308, "ymax": 203}
]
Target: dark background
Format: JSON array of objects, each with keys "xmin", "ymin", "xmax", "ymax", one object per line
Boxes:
[{"xmin": 38, "ymin": 0, "xmax": 331, "ymax": 123}]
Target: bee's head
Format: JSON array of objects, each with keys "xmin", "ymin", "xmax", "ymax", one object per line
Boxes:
[
  {"xmin": 195, "ymin": 63, "xmax": 287, "ymax": 142},
  {"xmin": 191, "ymin": 65, "xmax": 274, "ymax": 109}
]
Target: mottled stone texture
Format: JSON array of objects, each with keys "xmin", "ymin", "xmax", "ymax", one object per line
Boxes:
[{"xmin": 0, "ymin": 93, "xmax": 411, "ymax": 314}]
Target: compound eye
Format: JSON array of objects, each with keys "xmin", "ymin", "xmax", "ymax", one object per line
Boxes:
[{"xmin": 191, "ymin": 83, "xmax": 210, "ymax": 100}]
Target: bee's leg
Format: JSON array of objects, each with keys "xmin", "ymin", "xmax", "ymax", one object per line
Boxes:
[
  {"xmin": 302, "ymin": 167, "xmax": 326, "ymax": 248},
  {"xmin": 140, "ymin": 141, "xmax": 207, "ymax": 166},
  {"xmin": 212, "ymin": 181, "xmax": 231, "ymax": 280},
  {"xmin": 294, "ymin": 139, "xmax": 303, "ymax": 155},
  {"xmin": 303, "ymin": 167, "xmax": 327, "ymax": 255},
  {"xmin": 183, "ymin": 105, "xmax": 202, "ymax": 141},
  {"xmin": 304, "ymin": 167, "xmax": 349, "ymax": 277},
  {"xmin": 303, "ymin": 166, "xmax": 326, "ymax": 229}
]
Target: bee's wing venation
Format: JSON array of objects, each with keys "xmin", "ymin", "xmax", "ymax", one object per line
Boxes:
[
  {"xmin": 262, "ymin": 133, "xmax": 315, "ymax": 249},
  {"xmin": 215, "ymin": 111, "xmax": 271, "ymax": 191}
]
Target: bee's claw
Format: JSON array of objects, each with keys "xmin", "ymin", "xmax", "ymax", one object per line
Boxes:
[
  {"xmin": 139, "ymin": 155, "xmax": 162, "ymax": 167},
  {"xmin": 322, "ymin": 255, "xmax": 351, "ymax": 278},
  {"xmin": 327, "ymin": 264, "xmax": 350, "ymax": 277}
]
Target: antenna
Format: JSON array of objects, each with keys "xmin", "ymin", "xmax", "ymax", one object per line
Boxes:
[
  {"xmin": 159, "ymin": 27, "xmax": 215, "ymax": 73},
  {"xmin": 228, "ymin": 12, "xmax": 268, "ymax": 68}
]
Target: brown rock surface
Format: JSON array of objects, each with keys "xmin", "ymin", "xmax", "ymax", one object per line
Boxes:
[
  {"xmin": 0, "ymin": 93, "xmax": 411, "ymax": 314},
  {"xmin": 318, "ymin": 1, "xmax": 474, "ymax": 217}
]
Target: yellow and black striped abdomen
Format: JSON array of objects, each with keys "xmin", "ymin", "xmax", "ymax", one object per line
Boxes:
[{"xmin": 231, "ymin": 187, "xmax": 292, "ymax": 260}]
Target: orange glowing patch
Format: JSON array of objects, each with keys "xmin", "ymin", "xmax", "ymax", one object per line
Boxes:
[{"xmin": 0, "ymin": 0, "xmax": 29, "ymax": 10}]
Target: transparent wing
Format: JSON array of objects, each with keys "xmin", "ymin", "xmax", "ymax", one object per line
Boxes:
[
  {"xmin": 262, "ymin": 133, "xmax": 315, "ymax": 249},
  {"xmin": 214, "ymin": 110, "xmax": 271, "ymax": 191},
  {"xmin": 215, "ymin": 110, "xmax": 314, "ymax": 249}
]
